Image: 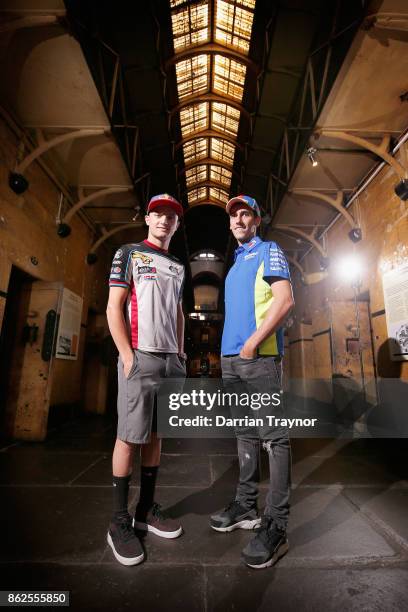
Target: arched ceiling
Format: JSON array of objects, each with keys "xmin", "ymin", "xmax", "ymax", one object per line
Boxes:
[{"xmin": 2, "ymin": 0, "xmax": 407, "ymax": 291}]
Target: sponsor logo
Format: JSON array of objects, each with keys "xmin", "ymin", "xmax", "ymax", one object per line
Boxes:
[
  {"xmin": 113, "ymin": 259, "xmax": 122, "ymax": 264},
  {"xmin": 138, "ymin": 266, "xmax": 157, "ymax": 274},
  {"xmin": 169, "ymin": 265, "xmax": 181, "ymax": 274},
  {"xmin": 113, "ymin": 267, "xmax": 121, "ymax": 273},
  {"xmin": 114, "ymin": 249, "xmax": 123, "ymax": 258},
  {"xmin": 248, "ymin": 239, "xmax": 257, "ymax": 249},
  {"xmin": 110, "ymin": 274, "xmax": 121, "ymax": 278},
  {"xmin": 131, "ymin": 251, "xmax": 153, "ymax": 264},
  {"xmin": 143, "ymin": 274, "xmax": 157, "ymax": 280},
  {"xmin": 244, "ymin": 252, "xmax": 257, "ymax": 260}
]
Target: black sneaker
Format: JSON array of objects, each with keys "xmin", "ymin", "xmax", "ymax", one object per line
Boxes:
[
  {"xmin": 210, "ymin": 500, "xmax": 261, "ymax": 533},
  {"xmin": 133, "ymin": 502, "xmax": 183, "ymax": 539},
  {"xmin": 107, "ymin": 514, "xmax": 145, "ymax": 566},
  {"xmin": 241, "ymin": 516, "xmax": 289, "ymax": 569}
]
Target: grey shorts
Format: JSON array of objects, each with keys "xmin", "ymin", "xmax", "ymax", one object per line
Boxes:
[{"xmin": 117, "ymin": 349, "xmax": 187, "ymax": 444}]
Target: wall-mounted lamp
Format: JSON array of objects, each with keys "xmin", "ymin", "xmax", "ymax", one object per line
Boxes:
[
  {"xmin": 348, "ymin": 228, "xmax": 362, "ymax": 243},
  {"xmin": 9, "ymin": 172, "xmax": 29, "ymax": 194},
  {"xmin": 57, "ymin": 223, "xmax": 71, "ymax": 238},
  {"xmin": 394, "ymin": 179, "xmax": 408, "ymax": 201},
  {"xmin": 87, "ymin": 253, "xmax": 98, "ymax": 265},
  {"xmin": 319, "ymin": 256, "xmax": 330, "ymax": 271},
  {"xmin": 306, "ymin": 147, "xmax": 318, "ymax": 167}
]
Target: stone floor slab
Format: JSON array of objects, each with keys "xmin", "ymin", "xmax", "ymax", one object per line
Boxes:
[
  {"xmin": 206, "ymin": 566, "xmax": 408, "ymax": 612},
  {"xmin": 0, "ymin": 563, "xmax": 204, "ymax": 611}
]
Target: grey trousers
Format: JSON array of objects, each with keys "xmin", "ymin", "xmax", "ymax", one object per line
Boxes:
[{"xmin": 221, "ymin": 355, "xmax": 292, "ymax": 530}]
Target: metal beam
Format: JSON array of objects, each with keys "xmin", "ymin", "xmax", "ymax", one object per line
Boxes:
[
  {"xmin": 183, "ymin": 179, "xmax": 231, "ymax": 195},
  {"xmin": 290, "ymin": 189, "xmax": 358, "ymax": 229},
  {"xmin": 63, "ymin": 187, "xmax": 133, "ymax": 224},
  {"xmin": 89, "ymin": 222, "xmax": 144, "ymax": 255},
  {"xmin": 165, "ymin": 43, "xmax": 258, "ymax": 73},
  {"xmin": 180, "ymin": 157, "xmax": 236, "ymax": 175},
  {"xmin": 16, "ymin": 129, "xmax": 108, "ymax": 174},
  {"xmin": 316, "ymin": 130, "xmax": 407, "ymax": 179},
  {"xmin": 169, "ymin": 93, "xmax": 250, "ymax": 120},
  {"xmin": 175, "ymin": 130, "xmax": 243, "ymax": 151},
  {"xmin": 0, "ymin": 15, "xmax": 61, "ymax": 33},
  {"xmin": 274, "ymin": 224, "xmax": 327, "ymax": 258}
]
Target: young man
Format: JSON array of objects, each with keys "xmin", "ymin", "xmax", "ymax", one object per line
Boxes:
[
  {"xmin": 210, "ymin": 194, "xmax": 295, "ymax": 569},
  {"xmin": 106, "ymin": 193, "xmax": 187, "ymax": 566}
]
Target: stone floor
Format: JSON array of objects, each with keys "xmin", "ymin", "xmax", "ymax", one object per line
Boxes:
[{"xmin": 0, "ymin": 414, "xmax": 407, "ymax": 611}]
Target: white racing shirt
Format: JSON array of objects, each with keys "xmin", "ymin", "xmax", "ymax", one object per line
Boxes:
[{"xmin": 109, "ymin": 240, "xmax": 185, "ymax": 353}]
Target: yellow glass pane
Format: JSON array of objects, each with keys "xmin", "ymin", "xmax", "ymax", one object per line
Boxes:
[
  {"xmin": 215, "ymin": 0, "xmax": 254, "ymax": 55},
  {"xmin": 171, "ymin": 1, "xmax": 209, "ymax": 53},
  {"xmin": 210, "ymin": 137, "xmax": 235, "ymax": 164},
  {"xmin": 211, "ymin": 101, "xmax": 240, "ymax": 136},
  {"xmin": 209, "ymin": 186, "xmax": 229, "ymax": 202},
  {"xmin": 213, "ymin": 55, "xmax": 246, "ymax": 101},
  {"xmin": 188, "ymin": 186, "xmax": 208, "ymax": 203},
  {"xmin": 180, "ymin": 102, "xmax": 209, "ymax": 137},
  {"xmin": 176, "ymin": 54, "xmax": 210, "ymax": 100},
  {"xmin": 210, "ymin": 164, "xmax": 232, "ymax": 187},
  {"xmin": 186, "ymin": 164, "xmax": 208, "ymax": 187},
  {"xmin": 183, "ymin": 137, "xmax": 208, "ymax": 164}
]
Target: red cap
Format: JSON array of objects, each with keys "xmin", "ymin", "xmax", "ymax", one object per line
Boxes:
[{"xmin": 147, "ymin": 193, "xmax": 183, "ymax": 217}]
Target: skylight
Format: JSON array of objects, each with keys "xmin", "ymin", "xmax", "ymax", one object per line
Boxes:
[
  {"xmin": 210, "ymin": 137, "xmax": 236, "ymax": 164},
  {"xmin": 211, "ymin": 102, "xmax": 240, "ymax": 136},
  {"xmin": 183, "ymin": 137, "xmax": 208, "ymax": 164},
  {"xmin": 188, "ymin": 186, "xmax": 207, "ymax": 204},
  {"xmin": 215, "ymin": 0, "xmax": 255, "ymax": 55},
  {"xmin": 209, "ymin": 186, "xmax": 230, "ymax": 203},
  {"xmin": 175, "ymin": 54, "xmax": 210, "ymax": 100},
  {"xmin": 171, "ymin": 1, "xmax": 209, "ymax": 53},
  {"xmin": 210, "ymin": 164, "xmax": 232, "ymax": 186},
  {"xmin": 213, "ymin": 55, "xmax": 246, "ymax": 101},
  {"xmin": 185, "ymin": 164, "xmax": 208, "ymax": 187},
  {"xmin": 180, "ymin": 102, "xmax": 209, "ymax": 138},
  {"xmin": 169, "ymin": 0, "xmax": 256, "ymax": 207}
]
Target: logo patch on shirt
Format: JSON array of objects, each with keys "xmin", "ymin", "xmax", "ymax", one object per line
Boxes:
[
  {"xmin": 138, "ymin": 266, "xmax": 157, "ymax": 274},
  {"xmin": 169, "ymin": 265, "xmax": 181, "ymax": 274},
  {"xmin": 110, "ymin": 274, "xmax": 121, "ymax": 278},
  {"xmin": 247, "ymin": 239, "xmax": 257, "ymax": 249},
  {"xmin": 143, "ymin": 274, "xmax": 157, "ymax": 280},
  {"xmin": 113, "ymin": 267, "xmax": 121, "ymax": 273},
  {"xmin": 113, "ymin": 259, "xmax": 122, "ymax": 264},
  {"xmin": 132, "ymin": 251, "xmax": 153, "ymax": 264},
  {"xmin": 114, "ymin": 249, "xmax": 123, "ymax": 258},
  {"xmin": 244, "ymin": 252, "xmax": 257, "ymax": 260}
]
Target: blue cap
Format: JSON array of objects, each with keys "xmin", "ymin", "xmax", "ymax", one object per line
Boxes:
[{"xmin": 226, "ymin": 194, "xmax": 261, "ymax": 217}]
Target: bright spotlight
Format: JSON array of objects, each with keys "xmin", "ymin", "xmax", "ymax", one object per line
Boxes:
[{"xmin": 336, "ymin": 255, "xmax": 363, "ymax": 283}]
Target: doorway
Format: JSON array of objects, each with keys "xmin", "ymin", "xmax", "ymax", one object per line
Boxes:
[{"xmin": 0, "ymin": 266, "xmax": 34, "ymax": 440}]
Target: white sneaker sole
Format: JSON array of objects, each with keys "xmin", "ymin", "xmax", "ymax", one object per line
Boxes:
[
  {"xmin": 132, "ymin": 518, "xmax": 183, "ymax": 539},
  {"xmin": 245, "ymin": 540, "xmax": 289, "ymax": 569},
  {"xmin": 211, "ymin": 518, "xmax": 261, "ymax": 533},
  {"xmin": 107, "ymin": 532, "xmax": 145, "ymax": 566}
]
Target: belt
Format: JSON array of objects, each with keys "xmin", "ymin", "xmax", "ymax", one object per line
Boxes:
[
  {"xmin": 222, "ymin": 353, "xmax": 282, "ymax": 362},
  {"xmin": 138, "ymin": 350, "xmax": 174, "ymax": 359}
]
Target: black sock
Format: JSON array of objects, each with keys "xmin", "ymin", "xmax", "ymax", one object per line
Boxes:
[
  {"xmin": 137, "ymin": 465, "xmax": 159, "ymax": 512},
  {"xmin": 112, "ymin": 474, "xmax": 131, "ymax": 519}
]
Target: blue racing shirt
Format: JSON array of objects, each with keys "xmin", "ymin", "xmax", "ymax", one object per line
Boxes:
[{"xmin": 221, "ymin": 236, "xmax": 291, "ymax": 356}]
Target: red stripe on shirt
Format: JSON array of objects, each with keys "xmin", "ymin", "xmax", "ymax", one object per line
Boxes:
[
  {"xmin": 130, "ymin": 278, "xmax": 138, "ymax": 348},
  {"xmin": 143, "ymin": 239, "xmax": 168, "ymax": 253}
]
